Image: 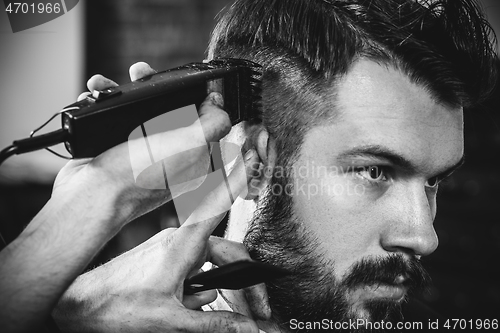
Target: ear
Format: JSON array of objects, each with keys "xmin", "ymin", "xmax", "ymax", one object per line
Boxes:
[{"xmin": 244, "ymin": 126, "xmax": 277, "ymax": 200}]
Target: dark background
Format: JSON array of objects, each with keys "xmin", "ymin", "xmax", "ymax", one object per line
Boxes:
[{"xmin": 0, "ymin": 0, "xmax": 499, "ymax": 321}]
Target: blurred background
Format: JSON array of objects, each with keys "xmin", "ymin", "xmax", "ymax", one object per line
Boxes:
[{"xmin": 1, "ymin": 0, "xmax": 499, "ymax": 321}]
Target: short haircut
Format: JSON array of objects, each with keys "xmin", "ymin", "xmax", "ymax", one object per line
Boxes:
[{"xmin": 208, "ymin": 0, "xmax": 498, "ymax": 168}]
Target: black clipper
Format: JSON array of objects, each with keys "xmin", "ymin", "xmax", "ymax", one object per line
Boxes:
[
  {"xmin": 61, "ymin": 58, "xmax": 262, "ymax": 158},
  {"xmin": 184, "ymin": 260, "xmax": 290, "ymax": 295}
]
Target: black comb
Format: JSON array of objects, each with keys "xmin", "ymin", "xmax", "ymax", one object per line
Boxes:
[
  {"xmin": 61, "ymin": 58, "xmax": 262, "ymax": 158},
  {"xmin": 184, "ymin": 260, "xmax": 290, "ymax": 295}
]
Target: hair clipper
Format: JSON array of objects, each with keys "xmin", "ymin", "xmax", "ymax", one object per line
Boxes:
[{"xmin": 61, "ymin": 58, "xmax": 262, "ymax": 158}]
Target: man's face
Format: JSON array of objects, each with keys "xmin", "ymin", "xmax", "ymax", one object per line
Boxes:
[{"xmin": 244, "ymin": 59, "xmax": 464, "ymax": 330}]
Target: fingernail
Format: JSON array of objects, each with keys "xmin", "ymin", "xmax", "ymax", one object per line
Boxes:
[
  {"xmin": 210, "ymin": 92, "xmax": 224, "ymax": 108},
  {"xmin": 244, "ymin": 149, "xmax": 255, "ymax": 162}
]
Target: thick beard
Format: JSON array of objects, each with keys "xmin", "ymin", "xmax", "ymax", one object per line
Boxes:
[{"xmin": 243, "ymin": 175, "xmax": 431, "ymax": 333}]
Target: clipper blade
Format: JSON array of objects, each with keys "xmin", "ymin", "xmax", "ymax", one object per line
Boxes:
[
  {"xmin": 61, "ymin": 58, "xmax": 264, "ymax": 158},
  {"xmin": 249, "ymin": 67, "xmax": 263, "ymax": 121},
  {"xmin": 209, "ymin": 58, "xmax": 263, "ymax": 124}
]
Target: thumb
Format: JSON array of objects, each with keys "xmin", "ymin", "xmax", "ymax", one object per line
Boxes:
[{"xmin": 183, "ymin": 310, "xmax": 260, "ymax": 333}]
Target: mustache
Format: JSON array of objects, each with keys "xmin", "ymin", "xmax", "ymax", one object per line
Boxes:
[{"xmin": 341, "ymin": 253, "xmax": 431, "ymax": 294}]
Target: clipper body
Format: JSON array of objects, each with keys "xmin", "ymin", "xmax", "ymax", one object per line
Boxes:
[{"xmin": 62, "ymin": 58, "xmax": 262, "ymax": 158}]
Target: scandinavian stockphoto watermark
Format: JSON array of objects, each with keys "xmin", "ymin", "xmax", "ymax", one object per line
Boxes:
[
  {"xmin": 289, "ymin": 319, "xmax": 424, "ymax": 331},
  {"xmin": 259, "ymin": 162, "xmax": 368, "ymax": 200},
  {"xmin": 127, "ymin": 104, "xmax": 245, "ymax": 224},
  {"xmin": 127, "ymin": 104, "xmax": 368, "ymax": 222}
]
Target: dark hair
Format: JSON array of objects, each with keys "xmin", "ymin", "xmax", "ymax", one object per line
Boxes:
[{"xmin": 208, "ymin": 0, "xmax": 498, "ymax": 167}]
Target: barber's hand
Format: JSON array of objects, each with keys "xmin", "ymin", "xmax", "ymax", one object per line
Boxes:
[
  {"xmin": 53, "ymin": 148, "xmax": 270, "ymax": 332},
  {"xmin": 53, "ymin": 62, "xmax": 232, "ymax": 230}
]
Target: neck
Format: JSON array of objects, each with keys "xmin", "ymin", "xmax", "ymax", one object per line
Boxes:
[{"xmin": 225, "ymin": 197, "xmax": 254, "ymax": 242}]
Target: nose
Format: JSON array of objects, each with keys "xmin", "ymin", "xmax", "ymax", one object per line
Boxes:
[{"xmin": 380, "ymin": 183, "xmax": 439, "ymax": 257}]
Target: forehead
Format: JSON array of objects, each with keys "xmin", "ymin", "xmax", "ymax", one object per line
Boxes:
[{"xmin": 304, "ymin": 59, "xmax": 464, "ymax": 171}]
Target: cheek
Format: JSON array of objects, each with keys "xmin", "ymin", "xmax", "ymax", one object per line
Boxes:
[{"xmin": 292, "ymin": 173, "xmax": 383, "ymax": 276}]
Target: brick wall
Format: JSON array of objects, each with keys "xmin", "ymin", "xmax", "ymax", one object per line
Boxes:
[{"xmin": 86, "ymin": 0, "xmax": 232, "ymax": 82}]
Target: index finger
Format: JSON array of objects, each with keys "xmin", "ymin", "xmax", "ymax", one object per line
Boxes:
[
  {"xmin": 170, "ymin": 149, "xmax": 259, "ymax": 279},
  {"xmin": 181, "ymin": 148, "xmax": 258, "ymax": 237},
  {"xmin": 197, "ymin": 92, "xmax": 232, "ymax": 143}
]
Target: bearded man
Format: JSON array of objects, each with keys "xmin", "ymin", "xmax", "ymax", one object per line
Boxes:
[
  {"xmin": 202, "ymin": 0, "xmax": 498, "ymax": 331},
  {"xmin": 3, "ymin": 1, "xmax": 496, "ymax": 332}
]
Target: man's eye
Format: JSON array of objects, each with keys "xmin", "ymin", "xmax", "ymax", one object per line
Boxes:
[
  {"xmin": 356, "ymin": 166, "xmax": 387, "ymax": 182},
  {"xmin": 425, "ymin": 176, "xmax": 440, "ymax": 188}
]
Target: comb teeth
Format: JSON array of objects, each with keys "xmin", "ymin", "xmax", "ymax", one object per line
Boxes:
[
  {"xmin": 249, "ymin": 67, "xmax": 263, "ymax": 121},
  {"xmin": 207, "ymin": 58, "xmax": 263, "ymax": 124}
]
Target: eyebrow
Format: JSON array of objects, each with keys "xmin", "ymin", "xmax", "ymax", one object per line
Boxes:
[{"xmin": 336, "ymin": 145, "xmax": 465, "ymax": 178}]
